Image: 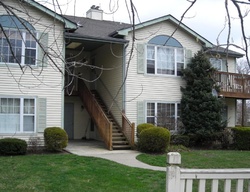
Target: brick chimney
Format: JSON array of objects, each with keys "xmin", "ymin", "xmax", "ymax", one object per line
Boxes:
[{"xmin": 86, "ymin": 5, "xmax": 103, "ymax": 20}]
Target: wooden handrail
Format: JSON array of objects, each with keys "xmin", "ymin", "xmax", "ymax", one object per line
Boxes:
[
  {"xmin": 94, "ymin": 77, "xmax": 135, "ymax": 146},
  {"xmin": 122, "ymin": 113, "xmax": 135, "ymax": 147},
  {"xmin": 78, "ymin": 80, "xmax": 113, "ymax": 150},
  {"xmin": 214, "ymin": 71, "xmax": 250, "ymax": 98}
]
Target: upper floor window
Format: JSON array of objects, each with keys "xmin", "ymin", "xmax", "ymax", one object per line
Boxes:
[
  {"xmin": 0, "ymin": 15, "xmax": 37, "ymax": 65},
  {"xmin": 146, "ymin": 35, "xmax": 184, "ymax": 76},
  {"xmin": 210, "ymin": 58, "xmax": 227, "ymax": 72}
]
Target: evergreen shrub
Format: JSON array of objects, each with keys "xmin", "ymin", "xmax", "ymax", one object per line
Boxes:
[
  {"xmin": 44, "ymin": 127, "xmax": 68, "ymax": 151},
  {"xmin": 0, "ymin": 138, "xmax": 27, "ymax": 155},
  {"xmin": 232, "ymin": 127, "xmax": 250, "ymax": 150},
  {"xmin": 136, "ymin": 123, "xmax": 155, "ymax": 137},
  {"xmin": 137, "ymin": 127, "xmax": 170, "ymax": 153},
  {"xmin": 180, "ymin": 51, "xmax": 225, "ymax": 146},
  {"xmin": 171, "ymin": 134, "xmax": 190, "ymax": 147}
]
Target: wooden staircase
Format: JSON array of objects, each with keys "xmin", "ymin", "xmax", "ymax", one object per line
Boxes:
[{"xmin": 91, "ymin": 90, "xmax": 131, "ymax": 150}]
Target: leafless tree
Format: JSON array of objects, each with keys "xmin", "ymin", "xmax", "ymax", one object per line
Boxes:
[{"xmin": 1, "ymin": 0, "xmax": 250, "ymax": 95}]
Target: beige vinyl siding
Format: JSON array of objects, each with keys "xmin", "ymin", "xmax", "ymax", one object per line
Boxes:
[
  {"xmin": 124, "ymin": 20, "xmax": 203, "ymax": 126},
  {"xmin": 225, "ymin": 98, "xmax": 236, "ymax": 127},
  {"xmin": 0, "ymin": 1, "xmax": 64, "ymax": 134},
  {"xmin": 0, "ymin": 133, "xmax": 45, "ymax": 146},
  {"xmin": 93, "ymin": 43, "xmax": 124, "ymax": 126}
]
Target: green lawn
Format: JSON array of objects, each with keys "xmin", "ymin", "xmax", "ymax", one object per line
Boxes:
[
  {"xmin": 1, "ymin": 150, "xmax": 250, "ymax": 192},
  {"xmin": 137, "ymin": 150, "xmax": 250, "ymax": 192},
  {"xmin": 136, "ymin": 150, "xmax": 250, "ymax": 168},
  {"xmin": 0, "ymin": 154, "xmax": 165, "ymax": 192}
]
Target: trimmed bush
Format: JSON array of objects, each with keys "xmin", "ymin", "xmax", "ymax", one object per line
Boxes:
[
  {"xmin": 232, "ymin": 127, "xmax": 250, "ymax": 150},
  {"xmin": 44, "ymin": 127, "xmax": 68, "ymax": 151},
  {"xmin": 171, "ymin": 134, "xmax": 190, "ymax": 147},
  {"xmin": 136, "ymin": 123, "xmax": 155, "ymax": 137},
  {"xmin": 137, "ymin": 127, "xmax": 170, "ymax": 153},
  {"xmin": 0, "ymin": 138, "xmax": 27, "ymax": 155}
]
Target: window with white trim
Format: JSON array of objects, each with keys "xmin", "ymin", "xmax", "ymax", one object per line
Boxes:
[
  {"xmin": 210, "ymin": 58, "xmax": 222, "ymax": 71},
  {"xmin": 0, "ymin": 15, "xmax": 37, "ymax": 65},
  {"xmin": 210, "ymin": 58, "xmax": 227, "ymax": 72},
  {"xmin": 0, "ymin": 29, "xmax": 37, "ymax": 65},
  {"xmin": 146, "ymin": 35, "xmax": 184, "ymax": 76},
  {"xmin": 146, "ymin": 102, "xmax": 180, "ymax": 131},
  {"xmin": 0, "ymin": 97, "xmax": 35, "ymax": 133}
]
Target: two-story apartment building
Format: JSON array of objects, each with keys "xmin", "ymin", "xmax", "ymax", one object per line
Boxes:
[
  {"xmin": 0, "ymin": 1, "xmax": 247, "ymax": 150},
  {"xmin": 64, "ymin": 7, "xmax": 246, "ymax": 149}
]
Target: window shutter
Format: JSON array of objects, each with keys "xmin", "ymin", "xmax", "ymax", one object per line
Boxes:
[
  {"xmin": 37, "ymin": 32, "xmax": 48, "ymax": 67},
  {"xmin": 37, "ymin": 98, "xmax": 47, "ymax": 133},
  {"xmin": 221, "ymin": 59, "xmax": 227, "ymax": 72},
  {"xmin": 137, "ymin": 101, "xmax": 145, "ymax": 125},
  {"xmin": 185, "ymin": 49, "xmax": 192, "ymax": 66},
  {"xmin": 137, "ymin": 43, "xmax": 145, "ymax": 74}
]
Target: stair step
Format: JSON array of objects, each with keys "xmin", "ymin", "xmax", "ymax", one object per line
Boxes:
[
  {"xmin": 112, "ymin": 137, "xmax": 126, "ymax": 141},
  {"xmin": 112, "ymin": 140, "xmax": 129, "ymax": 144},
  {"xmin": 89, "ymin": 89, "xmax": 131, "ymax": 150},
  {"xmin": 112, "ymin": 131, "xmax": 122, "ymax": 134},
  {"xmin": 113, "ymin": 145, "xmax": 131, "ymax": 150}
]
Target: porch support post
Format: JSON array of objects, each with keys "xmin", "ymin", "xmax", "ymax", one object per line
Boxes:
[{"xmin": 242, "ymin": 99, "xmax": 246, "ymax": 126}]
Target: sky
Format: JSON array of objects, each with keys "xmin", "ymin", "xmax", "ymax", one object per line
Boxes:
[{"xmin": 41, "ymin": 0, "xmax": 250, "ymax": 51}]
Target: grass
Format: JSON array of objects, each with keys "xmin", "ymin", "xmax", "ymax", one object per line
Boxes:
[
  {"xmin": 1, "ymin": 150, "xmax": 250, "ymax": 192},
  {"xmin": 0, "ymin": 154, "xmax": 165, "ymax": 192},
  {"xmin": 136, "ymin": 150, "xmax": 250, "ymax": 168},
  {"xmin": 137, "ymin": 150, "xmax": 250, "ymax": 192}
]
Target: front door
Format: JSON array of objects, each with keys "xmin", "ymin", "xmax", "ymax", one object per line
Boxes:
[{"xmin": 64, "ymin": 103, "xmax": 74, "ymax": 140}]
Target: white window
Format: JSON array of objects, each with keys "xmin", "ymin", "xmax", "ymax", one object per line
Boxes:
[
  {"xmin": 0, "ymin": 97, "xmax": 35, "ymax": 133},
  {"xmin": 210, "ymin": 58, "xmax": 227, "ymax": 72},
  {"xmin": 146, "ymin": 102, "xmax": 180, "ymax": 131},
  {"xmin": 147, "ymin": 45, "xmax": 184, "ymax": 76},
  {"xmin": 0, "ymin": 29, "xmax": 37, "ymax": 65}
]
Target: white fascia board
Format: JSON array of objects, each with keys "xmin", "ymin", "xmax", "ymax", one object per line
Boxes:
[
  {"xmin": 117, "ymin": 15, "xmax": 213, "ymax": 48},
  {"xmin": 23, "ymin": 0, "xmax": 77, "ymax": 29}
]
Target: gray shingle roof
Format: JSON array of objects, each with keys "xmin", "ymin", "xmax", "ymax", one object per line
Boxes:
[
  {"xmin": 64, "ymin": 15, "xmax": 244, "ymax": 58},
  {"xmin": 64, "ymin": 15, "xmax": 131, "ymax": 43},
  {"xmin": 206, "ymin": 46, "xmax": 244, "ymax": 58}
]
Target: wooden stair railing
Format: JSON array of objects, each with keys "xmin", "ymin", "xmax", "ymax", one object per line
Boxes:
[
  {"xmin": 122, "ymin": 112, "xmax": 135, "ymax": 147},
  {"xmin": 94, "ymin": 76, "xmax": 135, "ymax": 147},
  {"xmin": 78, "ymin": 80, "xmax": 112, "ymax": 150},
  {"xmin": 91, "ymin": 90, "xmax": 132, "ymax": 150}
]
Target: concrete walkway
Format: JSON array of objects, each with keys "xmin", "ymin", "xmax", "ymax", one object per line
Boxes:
[{"xmin": 65, "ymin": 140, "xmax": 166, "ymax": 172}]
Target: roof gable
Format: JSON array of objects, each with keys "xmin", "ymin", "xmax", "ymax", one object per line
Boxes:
[
  {"xmin": 117, "ymin": 14, "xmax": 213, "ymax": 48},
  {"xmin": 22, "ymin": 0, "xmax": 77, "ymax": 30}
]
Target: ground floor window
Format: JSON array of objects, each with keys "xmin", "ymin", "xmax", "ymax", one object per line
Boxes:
[
  {"xmin": 146, "ymin": 102, "xmax": 180, "ymax": 131},
  {"xmin": 0, "ymin": 97, "xmax": 35, "ymax": 133}
]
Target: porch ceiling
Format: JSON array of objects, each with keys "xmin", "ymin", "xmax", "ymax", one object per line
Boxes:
[{"xmin": 66, "ymin": 39, "xmax": 105, "ymax": 52}]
